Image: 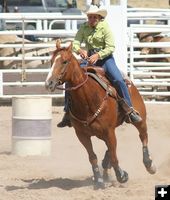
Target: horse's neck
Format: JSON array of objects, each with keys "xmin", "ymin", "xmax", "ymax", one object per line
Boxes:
[
  {"xmin": 69, "ymin": 57, "xmax": 86, "ymax": 85},
  {"xmin": 69, "ymin": 72, "xmax": 105, "ymax": 116},
  {"xmin": 68, "ymin": 56, "xmax": 107, "ymax": 111}
]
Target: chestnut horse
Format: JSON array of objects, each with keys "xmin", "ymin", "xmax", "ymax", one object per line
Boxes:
[
  {"xmin": 45, "ymin": 40, "xmax": 156, "ymax": 189},
  {"xmin": 137, "ymin": 32, "xmax": 170, "ymax": 62},
  {"xmin": 137, "ymin": 32, "xmax": 170, "ymax": 92}
]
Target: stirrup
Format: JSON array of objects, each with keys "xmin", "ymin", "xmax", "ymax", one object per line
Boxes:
[
  {"xmin": 118, "ymin": 98, "xmax": 142, "ymax": 123},
  {"xmin": 126, "ymin": 110, "xmax": 142, "ymax": 123}
]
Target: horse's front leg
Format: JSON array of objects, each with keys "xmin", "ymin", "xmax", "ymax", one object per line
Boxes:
[
  {"xmin": 105, "ymin": 130, "xmax": 128, "ymax": 184},
  {"xmin": 75, "ymin": 130, "xmax": 105, "ymax": 189},
  {"xmin": 102, "ymin": 150, "xmax": 112, "ymax": 182}
]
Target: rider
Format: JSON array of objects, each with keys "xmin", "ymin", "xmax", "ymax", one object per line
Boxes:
[{"xmin": 57, "ymin": 5, "xmax": 142, "ymax": 127}]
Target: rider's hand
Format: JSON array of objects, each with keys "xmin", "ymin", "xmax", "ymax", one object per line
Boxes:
[
  {"xmin": 88, "ymin": 53, "xmax": 100, "ymax": 65},
  {"xmin": 78, "ymin": 49, "xmax": 88, "ymax": 59}
]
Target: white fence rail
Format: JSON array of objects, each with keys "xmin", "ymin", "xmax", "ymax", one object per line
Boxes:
[
  {"xmin": 0, "ymin": 13, "xmax": 85, "ymax": 98},
  {"xmin": 127, "ymin": 8, "xmax": 170, "ymax": 25},
  {"xmin": 0, "ymin": 68, "xmax": 65, "ymax": 98},
  {"xmin": 0, "ymin": 11, "xmax": 170, "ymax": 103},
  {"xmin": 129, "ymin": 24, "xmax": 170, "ymax": 103}
]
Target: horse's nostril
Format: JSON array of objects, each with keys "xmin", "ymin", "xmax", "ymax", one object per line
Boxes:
[
  {"xmin": 58, "ymin": 80, "xmax": 62, "ymax": 85},
  {"xmin": 45, "ymin": 80, "xmax": 53, "ymax": 89}
]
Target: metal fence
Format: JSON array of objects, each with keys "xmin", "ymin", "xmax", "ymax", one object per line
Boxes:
[
  {"xmin": 0, "ymin": 10, "xmax": 170, "ymax": 103},
  {"xmin": 128, "ymin": 24, "xmax": 170, "ymax": 103},
  {"xmin": 0, "ymin": 13, "xmax": 85, "ymax": 98}
]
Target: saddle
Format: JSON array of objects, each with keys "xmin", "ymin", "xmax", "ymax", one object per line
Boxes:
[
  {"xmin": 84, "ymin": 66, "xmax": 133, "ymax": 123},
  {"xmin": 84, "ymin": 66, "xmax": 132, "ymax": 97}
]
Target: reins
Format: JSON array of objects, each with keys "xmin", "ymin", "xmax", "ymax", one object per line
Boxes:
[{"xmin": 55, "ymin": 68, "xmax": 89, "ymax": 91}]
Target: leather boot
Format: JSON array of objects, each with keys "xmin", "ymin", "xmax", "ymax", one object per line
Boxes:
[
  {"xmin": 57, "ymin": 112, "xmax": 72, "ymax": 128},
  {"xmin": 118, "ymin": 98, "xmax": 142, "ymax": 123}
]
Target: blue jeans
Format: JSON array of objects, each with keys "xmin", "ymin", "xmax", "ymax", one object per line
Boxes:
[
  {"xmin": 96, "ymin": 55, "xmax": 132, "ymax": 107},
  {"xmin": 64, "ymin": 55, "xmax": 132, "ymax": 112}
]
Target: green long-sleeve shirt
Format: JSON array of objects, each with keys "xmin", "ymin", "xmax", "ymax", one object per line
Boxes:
[{"xmin": 72, "ymin": 19, "xmax": 115, "ymax": 60}]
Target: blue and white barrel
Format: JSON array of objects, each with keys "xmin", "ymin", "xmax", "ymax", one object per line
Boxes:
[{"xmin": 12, "ymin": 96, "xmax": 52, "ymax": 156}]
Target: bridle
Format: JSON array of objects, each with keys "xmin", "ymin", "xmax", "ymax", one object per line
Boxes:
[
  {"xmin": 51, "ymin": 49, "xmax": 89, "ymax": 91},
  {"xmin": 55, "ymin": 71, "xmax": 89, "ymax": 91}
]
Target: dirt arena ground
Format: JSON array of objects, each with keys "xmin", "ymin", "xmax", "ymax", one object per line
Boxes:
[{"xmin": 0, "ymin": 104, "xmax": 170, "ymax": 200}]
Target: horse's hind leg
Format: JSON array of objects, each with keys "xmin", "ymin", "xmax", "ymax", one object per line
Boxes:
[
  {"xmin": 134, "ymin": 121, "xmax": 156, "ymax": 174},
  {"xmin": 131, "ymin": 84, "xmax": 156, "ymax": 174},
  {"xmin": 75, "ymin": 131, "xmax": 105, "ymax": 189}
]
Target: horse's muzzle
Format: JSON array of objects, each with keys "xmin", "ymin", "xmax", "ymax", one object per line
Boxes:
[
  {"xmin": 45, "ymin": 80, "xmax": 54, "ymax": 92},
  {"xmin": 45, "ymin": 79, "xmax": 63, "ymax": 92}
]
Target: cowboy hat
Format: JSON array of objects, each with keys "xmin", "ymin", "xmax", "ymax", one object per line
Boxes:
[{"xmin": 86, "ymin": 5, "xmax": 107, "ymax": 18}]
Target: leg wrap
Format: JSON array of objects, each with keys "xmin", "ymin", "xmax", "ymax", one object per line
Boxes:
[{"xmin": 143, "ymin": 146, "xmax": 152, "ymax": 168}]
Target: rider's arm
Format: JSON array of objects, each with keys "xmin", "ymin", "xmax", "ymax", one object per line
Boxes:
[{"xmin": 97, "ymin": 21, "xmax": 115, "ymax": 60}]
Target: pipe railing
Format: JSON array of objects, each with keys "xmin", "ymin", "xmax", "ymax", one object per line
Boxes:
[{"xmin": 0, "ymin": 11, "xmax": 170, "ymax": 102}]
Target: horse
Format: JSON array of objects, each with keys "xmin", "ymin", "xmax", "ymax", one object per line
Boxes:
[
  {"xmin": 137, "ymin": 32, "xmax": 170, "ymax": 93},
  {"xmin": 45, "ymin": 40, "xmax": 156, "ymax": 189},
  {"xmin": 137, "ymin": 32, "xmax": 170, "ymax": 62}
]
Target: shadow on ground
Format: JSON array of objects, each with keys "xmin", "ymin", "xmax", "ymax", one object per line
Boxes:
[{"xmin": 5, "ymin": 177, "xmax": 93, "ymax": 191}]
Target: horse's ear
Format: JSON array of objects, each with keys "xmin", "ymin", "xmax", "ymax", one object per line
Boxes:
[
  {"xmin": 67, "ymin": 42, "xmax": 72, "ymax": 52},
  {"xmin": 56, "ymin": 39, "xmax": 61, "ymax": 49},
  {"xmin": 136, "ymin": 33, "xmax": 143, "ymax": 40},
  {"xmin": 136, "ymin": 33, "xmax": 140, "ymax": 39}
]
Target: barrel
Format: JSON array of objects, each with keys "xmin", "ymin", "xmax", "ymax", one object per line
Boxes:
[{"xmin": 12, "ymin": 96, "xmax": 52, "ymax": 156}]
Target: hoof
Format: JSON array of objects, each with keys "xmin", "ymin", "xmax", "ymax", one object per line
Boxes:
[
  {"xmin": 94, "ymin": 178, "xmax": 105, "ymax": 190},
  {"xmin": 146, "ymin": 162, "xmax": 156, "ymax": 174},
  {"xmin": 103, "ymin": 170, "xmax": 113, "ymax": 183},
  {"xmin": 103, "ymin": 173, "xmax": 112, "ymax": 183},
  {"xmin": 116, "ymin": 170, "xmax": 129, "ymax": 183}
]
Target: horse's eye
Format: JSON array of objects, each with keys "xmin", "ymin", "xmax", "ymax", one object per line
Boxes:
[{"xmin": 63, "ymin": 61, "xmax": 68, "ymax": 65}]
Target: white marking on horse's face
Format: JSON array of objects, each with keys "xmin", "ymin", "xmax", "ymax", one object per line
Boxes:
[
  {"xmin": 45, "ymin": 54, "xmax": 62, "ymax": 91},
  {"xmin": 46, "ymin": 55, "xmax": 61, "ymax": 82}
]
